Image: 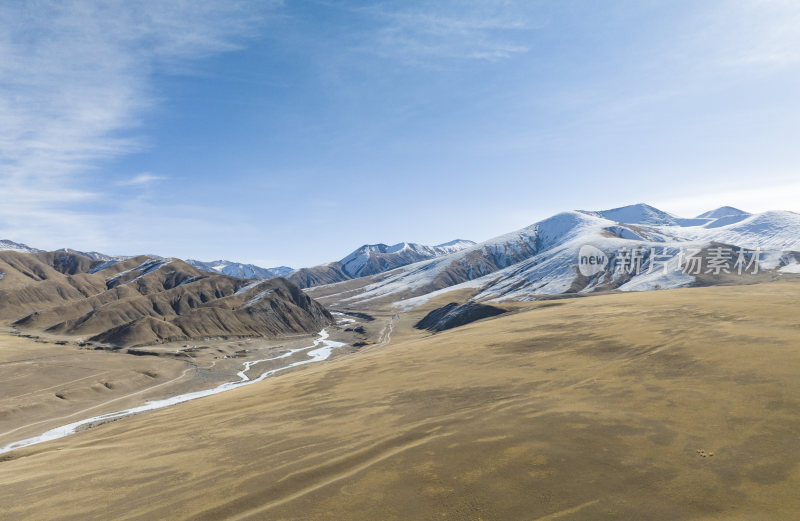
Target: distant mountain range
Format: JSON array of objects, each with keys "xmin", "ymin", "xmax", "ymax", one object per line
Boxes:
[
  {"xmin": 0, "ymin": 251, "xmax": 332, "ymax": 347},
  {"xmin": 186, "ymin": 259, "xmax": 293, "ymax": 280},
  {"xmin": 287, "ymin": 240, "xmax": 476, "ymax": 288},
  {"xmin": 1, "ymin": 239, "xmax": 475, "ymax": 288},
  {"xmin": 180, "ymin": 240, "xmax": 477, "ymax": 288},
  {"xmin": 304, "ymin": 204, "xmax": 800, "ymax": 309},
  {"xmin": 0, "ymin": 238, "xmax": 478, "ymax": 346},
  {"xmin": 0, "ymin": 241, "xmax": 131, "ymax": 261},
  {"xmin": 4, "ymin": 204, "xmax": 800, "ymax": 317},
  {"xmin": 0, "ymin": 240, "xmax": 41, "ymax": 254}
]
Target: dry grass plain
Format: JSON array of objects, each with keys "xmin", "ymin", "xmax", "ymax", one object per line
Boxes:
[
  {"xmin": 0, "ymin": 329, "xmax": 190, "ymax": 447},
  {"xmin": 0, "ymin": 327, "xmax": 369, "ymax": 451},
  {"xmin": 2, "ymin": 281, "xmax": 800, "ymax": 520}
]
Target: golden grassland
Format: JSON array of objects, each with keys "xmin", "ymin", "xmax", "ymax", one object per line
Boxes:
[
  {"xmin": 2, "ymin": 281, "xmax": 800, "ymax": 520},
  {"xmin": 0, "ymin": 330, "xmax": 189, "ymax": 447},
  {"xmin": 0, "ymin": 328, "xmax": 369, "ymax": 450}
]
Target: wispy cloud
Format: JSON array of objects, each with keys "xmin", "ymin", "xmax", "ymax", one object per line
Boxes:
[
  {"xmin": 675, "ymin": 1, "xmax": 800, "ymax": 71},
  {"xmin": 0, "ymin": 0, "xmax": 273, "ymax": 248},
  {"xmin": 119, "ymin": 173, "xmax": 167, "ymax": 186},
  {"xmin": 353, "ymin": 1, "xmax": 533, "ymax": 63}
]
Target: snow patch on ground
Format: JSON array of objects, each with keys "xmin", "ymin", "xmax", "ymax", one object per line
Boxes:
[
  {"xmin": 779, "ymin": 262, "xmax": 800, "ymax": 274},
  {"xmin": 618, "ymin": 267, "xmax": 695, "ymax": 292}
]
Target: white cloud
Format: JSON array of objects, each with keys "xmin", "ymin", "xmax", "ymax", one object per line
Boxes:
[{"xmin": 0, "ymin": 0, "xmax": 273, "ymax": 247}]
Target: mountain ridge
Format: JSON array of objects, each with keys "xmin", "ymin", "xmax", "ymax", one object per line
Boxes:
[
  {"xmin": 187, "ymin": 259, "xmax": 293, "ymax": 280},
  {"xmin": 287, "ymin": 239, "xmax": 476, "ymax": 289},
  {"xmin": 0, "ymin": 250, "xmax": 332, "ymax": 347},
  {"xmin": 4, "ymin": 203, "xmax": 799, "ymax": 312},
  {"xmin": 304, "ymin": 204, "xmax": 800, "ymax": 309},
  {"xmin": 0, "ymin": 240, "xmax": 43, "ymax": 254}
]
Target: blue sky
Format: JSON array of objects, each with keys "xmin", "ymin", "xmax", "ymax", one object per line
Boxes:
[{"xmin": 2, "ymin": 1, "xmax": 800, "ymax": 267}]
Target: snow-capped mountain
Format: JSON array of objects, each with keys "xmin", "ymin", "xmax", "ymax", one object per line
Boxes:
[
  {"xmin": 696, "ymin": 206, "xmax": 750, "ymax": 220},
  {"xmin": 5, "ymin": 204, "xmax": 798, "ymax": 308},
  {"xmin": 339, "ymin": 240, "xmax": 476, "ymax": 279},
  {"xmin": 580, "ymin": 203, "xmax": 684, "ymax": 226},
  {"xmin": 318, "ymin": 204, "xmax": 800, "ymax": 308},
  {"xmin": 0, "ymin": 243, "xmax": 292, "ymax": 282},
  {"xmin": 288, "ymin": 239, "xmax": 475, "ymax": 288},
  {"xmin": 653, "ymin": 210, "xmax": 799, "ymax": 249},
  {"xmin": 579, "ymin": 203, "xmax": 759, "ymax": 229},
  {"xmin": 470, "ymin": 207, "xmax": 800, "ymax": 301},
  {"xmin": 0, "ymin": 240, "xmax": 42, "ymax": 253},
  {"xmin": 1, "ymin": 241, "xmax": 129, "ymax": 259},
  {"xmin": 338, "ymin": 211, "xmax": 618, "ymax": 305},
  {"xmin": 430, "ymin": 239, "xmax": 477, "ymax": 254},
  {"xmin": 186, "ymin": 259, "xmax": 293, "ymax": 280},
  {"xmin": 55, "ymin": 248, "xmax": 129, "ymax": 262}
]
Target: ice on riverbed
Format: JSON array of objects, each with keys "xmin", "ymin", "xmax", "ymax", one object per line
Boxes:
[
  {"xmin": 0, "ymin": 330, "xmax": 346, "ymax": 455},
  {"xmin": 331, "ymin": 312, "xmax": 356, "ymax": 325}
]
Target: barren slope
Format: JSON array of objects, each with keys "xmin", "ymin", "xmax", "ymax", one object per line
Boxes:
[
  {"xmin": 0, "ymin": 251, "xmax": 333, "ymax": 347},
  {"xmin": 2, "ymin": 281, "xmax": 800, "ymax": 520}
]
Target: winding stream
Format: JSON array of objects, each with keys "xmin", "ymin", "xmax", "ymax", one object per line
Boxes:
[{"xmin": 0, "ymin": 330, "xmax": 345, "ymax": 455}]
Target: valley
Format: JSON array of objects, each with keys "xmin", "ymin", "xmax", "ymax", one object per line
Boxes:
[
  {"xmin": 2, "ymin": 203, "xmax": 800, "ymax": 520},
  {"xmin": 0, "ymin": 318, "xmax": 379, "ymax": 454},
  {"xmin": 3, "ymin": 280, "xmax": 800, "ymax": 520},
  {"xmin": 0, "ymin": 328, "xmax": 350, "ymax": 454},
  {"xmin": 6, "ymin": 4, "xmax": 800, "ymax": 519}
]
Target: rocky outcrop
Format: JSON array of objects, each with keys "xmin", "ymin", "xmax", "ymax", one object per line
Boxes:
[{"xmin": 414, "ymin": 302, "xmax": 507, "ymax": 332}]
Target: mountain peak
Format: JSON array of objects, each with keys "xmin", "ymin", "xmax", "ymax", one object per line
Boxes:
[
  {"xmin": 579, "ymin": 203, "xmax": 678, "ymax": 226},
  {"xmin": 55, "ymin": 248, "xmax": 126, "ymax": 262},
  {"xmin": 435, "ymin": 239, "xmax": 476, "ymax": 249},
  {"xmin": 695, "ymin": 206, "xmax": 750, "ymax": 219},
  {"xmin": 186, "ymin": 259, "xmax": 293, "ymax": 280},
  {"xmin": 0, "ymin": 239, "xmax": 42, "ymax": 253},
  {"xmin": 598, "ymin": 203, "xmax": 676, "ymax": 225},
  {"xmin": 335, "ymin": 239, "xmax": 477, "ymax": 280}
]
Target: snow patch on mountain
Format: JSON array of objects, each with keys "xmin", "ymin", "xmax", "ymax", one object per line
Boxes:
[
  {"xmin": 0, "ymin": 240, "xmax": 42, "ymax": 253},
  {"xmin": 235, "ymin": 280, "xmax": 268, "ymax": 296},
  {"xmin": 337, "ymin": 240, "xmax": 475, "ymax": 279},
  {"xmin": 245, "ymin": 289, "xmax": 273, "ymax": 308},
  {"xmin": 55, "ymin": 248, "xmax": 128, "ymax": 262},
  {"xmin": 696, "ymin": 206, "xmax": 750, "ymax": 219},
  {"xmin": 187, "ymin": 259, "xmax": 293, "ymax": 280},
  {"xmin": 434, "ymin": 239, "xmax": 476, "ymax": 253},
  {"xmin": 662, "ymin": 211, "xmax": 800, "ymax": 251},
  {"xmin": 580, "ymin": 203, "xmax": 681, "ymax": 226},
  {"xmin": 344, "ymin": 205, "xmax": 800, "ymax": 309},
  {"xmin": 106, "ymin": 259, "xmax": 172, "ymax": 286}
]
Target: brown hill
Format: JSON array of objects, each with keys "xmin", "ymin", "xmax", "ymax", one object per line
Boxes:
[
  {"xmin": 0, "ymin": 251, "xmax": 332, "ymax": 347},
  {"xmin": 288, "ymin": 263, "xmax": 352, "ymax": 288},
  {"xmin": 3, "ymin": 281, "xmax": 800, "ymax": 520}
]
